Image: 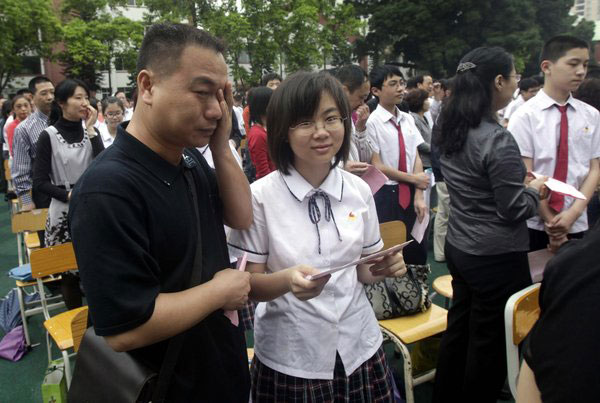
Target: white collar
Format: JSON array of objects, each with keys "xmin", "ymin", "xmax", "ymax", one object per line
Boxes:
[{"xmin": 280, "ymin": 166, "xmax": 344, "ymax": 202}]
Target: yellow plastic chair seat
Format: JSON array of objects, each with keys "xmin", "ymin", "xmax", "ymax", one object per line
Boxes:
[
  {"xmin": 44, "ymin": 307, "xmax": 88, "ymax": 350},
  {"xmin": 15, "ymin": 276, "xmax": 61, "ymax": 288},
  {"xmin": 24, "ymin": 232, "xmax": 40, "ymax": 249},
  {"xmin": 432, "ymin": 275, "xmax": 453, "ymax": 300},
  {"xmin": 379, "ymin": 304, "xmax": 448, "ymax": 345}
]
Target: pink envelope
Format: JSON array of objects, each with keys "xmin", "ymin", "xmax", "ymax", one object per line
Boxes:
[
  {"xmin": 224, "ymin": 252, "xmax": 248, "ymax": 327},
  {"xmin": 361, "ymin": 165, "xmax": 388, "ymax": 195}
]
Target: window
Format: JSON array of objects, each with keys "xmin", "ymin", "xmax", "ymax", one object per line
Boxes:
[{"xmin": 17, "ymin": 56, "xmax": 42, "ymax": 75}]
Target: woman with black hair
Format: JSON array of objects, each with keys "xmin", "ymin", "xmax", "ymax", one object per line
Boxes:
[
  {"xmin": 432, "ymin": 47, "xmax": 548, "ymax": 402},
  {"xmin": 405, "ymin": 88, "xmax": 432, "ymax": 169},
  {"xmin": 33, "ymin": 78, "xmax": 104, "ymax": 309},
  {"xmin": 247, "ymin": 86, "xmax": 274, "ymax": 179}
]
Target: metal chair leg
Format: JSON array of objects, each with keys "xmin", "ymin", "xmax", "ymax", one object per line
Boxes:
[{"xmin": 16, "ymin": 286, "xmax": 31, "ymax": 346}]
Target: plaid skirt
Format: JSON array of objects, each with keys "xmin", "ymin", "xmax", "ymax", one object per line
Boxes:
[
  {"xmin": 251, "ymin": 347, "xmax": 393, "ymax": 402},
  {"xmin": 239, "ymin": 300, "xmax": 256, "ymax": 331}
]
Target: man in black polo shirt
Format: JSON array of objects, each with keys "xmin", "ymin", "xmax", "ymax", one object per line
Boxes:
[{"xmin": 68, "ymin": 23, "xmax": 252, "ymax": 401}]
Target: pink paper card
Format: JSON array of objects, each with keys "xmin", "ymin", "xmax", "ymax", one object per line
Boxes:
[
  {"xmin": 224, "ymin": 252, "xmax": 248, "ymax": 326},
  {"xmin": 529, "ymin": 172, "xmax": 586, "ymax": 200},
  {"xmin": 528, "ymin": 248, "xmax": 554, "ymax": 283},
  {"xmin": 361, "ymin": 165, "xmax": 389, "ymax": 195},
  {"xmin": 410, "ymin": 211, "xmax": 430, "ymax": 244}
]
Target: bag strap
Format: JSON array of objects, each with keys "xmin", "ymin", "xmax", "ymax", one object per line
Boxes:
[{"xmin": 152, "ymin": 160, "xmax": 205, "ymax": 403}]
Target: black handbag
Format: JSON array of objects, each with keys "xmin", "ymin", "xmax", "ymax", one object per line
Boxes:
[
  {"xmin": 68, "ymin": 167, "xmax": 204, "ymax": 403},
  {"xmin": 364, "ymin": 264, "xmax": 432, "ymax": 320}
]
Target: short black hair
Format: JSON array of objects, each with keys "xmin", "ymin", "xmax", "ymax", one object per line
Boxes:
[
  {"xmin": 406, "ymin": 75, "xmax": 424, "ymax": 89},
  {"xmin": 334, "ymin": 65, "xmax": 368, "ymax": 93},
  {"xmin": 267, "ymin": 71, "xmax": 351, "ymax": 175},
  {"xmin": 16, "ymin": 88, "xmax": 32, "ymax": 96},
  {"xmin": 49, "ymin": 78, "xmax": 90, "ymax": 125},
  {"xmin": 574, "ymin": 78, "xmax": 600, "ymax": 111},
  {"xmin": 519, "ymin": 77, "xmax": 540, "ymax": 92},
  {"xmin": 136, "ymin": 23, "xmax": 225, "ymax": 78},
  {"xmin": 248, "ymin": 86, "xmax": 273, "ymax": 125},
  {"xmin": 260, "ymin": 73, "xmax": 282, "ymax": 86},
  {"xmin": 540, "ymin": 35, "xmax": 589, "ymax": 64},
  {"xmin": 28, "ymin": 76, "xmax": 52, "ymax": 94},
  {"xmin": 586, "ymin": 63, "xmax": 600, "ymax": 79},
  {"xmin": 369, "ymin": 65, "xmax": 404, "ymax": 90},
  {"xmin": 405, "ymin": 89, "xmax": 430, "ymax": 113}
]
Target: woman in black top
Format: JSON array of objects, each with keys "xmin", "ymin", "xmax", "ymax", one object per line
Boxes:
[
  {"xmin": 33, "ymin": 78, "xmax": 104, "ymax": 309},
  {"xmin": 432, "ymin": 47, "xmax": 547, "ymax": 402}
]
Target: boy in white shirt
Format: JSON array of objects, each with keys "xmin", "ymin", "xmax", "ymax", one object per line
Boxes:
[
  {"xmin": 367, "ymin": 65, "xmax": 430, "ymax": 264},
  {"xmin": 508, "ymin": 35, "xmax": 600, "ymax": 251}
]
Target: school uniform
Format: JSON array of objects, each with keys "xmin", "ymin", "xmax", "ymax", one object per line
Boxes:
[
  {"xmin": 367, "ymin": 104, "xmax": 427, "ymax": 264},
  {"xmin": 508, "ymin": 89, "xmax": 600, "ymax": 249},
  {"xmin": 228, "ymin": 166, "xmax": 392, "ymax": 402}
]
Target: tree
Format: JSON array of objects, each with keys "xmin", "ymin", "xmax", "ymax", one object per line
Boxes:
[
  {"xmin": 58, "ymin": 1, "xmax": 144, "ymax": 89},
  {"xmin": 0, "ymin": 0, "xmax": 61, "ymax": 94}
]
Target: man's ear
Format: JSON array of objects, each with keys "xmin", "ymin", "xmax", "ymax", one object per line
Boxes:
[
  {"xmin": 540, "ymin": 60, "xmax": 552, "ymax": 76},
  {"xmin": 137, "ymin": 69, "xmax": 155, "ymax": 106},
  {"xmin": 371, "ymin": 86, "xmax": 381, "ymax": 98}
]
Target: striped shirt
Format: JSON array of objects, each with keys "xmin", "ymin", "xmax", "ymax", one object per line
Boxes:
[{"xmin": 11, "ymin": 109, "xmax": 49, "ymax": 205}]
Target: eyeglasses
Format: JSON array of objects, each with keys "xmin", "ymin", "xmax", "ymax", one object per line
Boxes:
[
  {"xmin": 384, "ymin": 80, "xmax": 406, "ymax": 88},
  {"xmin": 508, "ymin": 74, "xmax": 522, "ymax": 83},
  {"xmin": 105, "ymin": 111, "xmax": 123, "ymax": 118},
  {"xmin": 290, "ymin": 116, "xmax": 346, "ymax": 134}
]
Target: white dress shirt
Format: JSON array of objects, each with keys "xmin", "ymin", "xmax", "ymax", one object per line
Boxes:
[
  {"xmin": 508, "ymin": 89, "xmax": 600, "ymax": 233},
  {"xmin": 367, "ymin": 104, "xmax": 424, "ymax": 185},
  {"xmin": 228, "ymin": 166, "xmax": 384, "ymax": 379},
  {"xmin": 348, "ymin": 120, "xmax": 373, "ymax": 163},
  {"xmin": 504, "ymin": 94, "xmax": 525, "ymax": 121},
  {"xmin": 98, "ymin": 123, "xmax": 115, "ymax": 148}
]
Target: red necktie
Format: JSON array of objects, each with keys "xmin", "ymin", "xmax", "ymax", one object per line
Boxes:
[
  {"xmin": 549, "ymin": 104, "xmax": 569, "ymax": 212},
  {"xmin": 390, "ymin": 119, "xmax": 411, "ymax": 209}
]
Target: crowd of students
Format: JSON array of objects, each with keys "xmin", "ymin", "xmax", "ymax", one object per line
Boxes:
[{"xmin": 0, "ymin": 21, "xmax": 599, "ymax": 402}]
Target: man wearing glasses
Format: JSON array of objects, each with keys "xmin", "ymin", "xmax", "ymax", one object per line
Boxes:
[{"xmin": 366, "ymin": 65, "xmax": 431, "ymax": 264}]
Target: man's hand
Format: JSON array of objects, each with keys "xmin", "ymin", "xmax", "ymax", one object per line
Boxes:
[
  {"xmin": 344, "ymin": 161, "xmax": 369, "ymax": 176},
  {"xmin": 212, "ymin": 268, "xmax": 251, "ymax": 310},
  {"xmin": 368, "ymin": 251, "xmax": 407, "ymax": 278},
  {"xmin": 412, "ymin": 172, "xmax": 430, "ymax": 190},
  {"xmin": 287, "ymin": 265, "xmax": 330, "ymax": 301},
  {"xmin": 210, "ymin": 82, "xmax": 233, "ymax": 154},
  {"xmin": 355, "ymin": 105, "xmax": 370, "ymax": 132},
  {"xmin": 414, "ymin": 195, "xmax": 427, "ymax": 223}
]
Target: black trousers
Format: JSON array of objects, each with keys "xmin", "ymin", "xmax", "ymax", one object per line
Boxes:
[
  {"xmin": 374, "ymin": 184, "xmax": 428, "ymax": 265},
  {"xmin": 432, "ymin": 242, "xmax": 532, "ymax": 403},
  {"xmin": 528, "ymin": 228, "xmax": 584, "ymax": 252}
]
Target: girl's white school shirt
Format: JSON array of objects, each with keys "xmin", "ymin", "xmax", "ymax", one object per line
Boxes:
[{"xmin": 228, "ymin": 166, "xmax": 384, "ymax": 380}]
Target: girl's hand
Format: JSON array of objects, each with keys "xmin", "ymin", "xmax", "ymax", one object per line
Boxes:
[
  {"xmin": 369, "ymin": 251, "xmax": 407, "ymax": 278},
  {"xmin": 287, "ymin": 265, "xmax": 330, "ymax": 301}
]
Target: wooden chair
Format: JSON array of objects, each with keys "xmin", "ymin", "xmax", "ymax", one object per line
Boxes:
[
  {"xmin": 30, "ymin": 242, "xmax": 82, "ymax": 388},
  {"xmin": 11, "ymin": 208, "xmax": 48, "ymax": 265},
  {"xmin": 431, "ymin": 274, "xmax": 453, "ymax": 308},
  {"xmin": 504, "ymin": 283, "xmax": 541, "ymax": 399},
  {"xmin": 376, "ymin": 220, "xmax": 448, "ymax": 403},
  {"xmin": 11, "ymin": 209, "xmax": 65, "ymax": 346}
]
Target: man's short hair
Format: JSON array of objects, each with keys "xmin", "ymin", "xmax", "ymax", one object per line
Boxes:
[
  {"xmin": 369, "ymin": 65, "xmax": 404, "ymax": 90},
  {"xmin": 267, "ymin": 72, "xmax": 351, "ymax": 174},
  {"xmin": 586, "ymin": 63, "xmax": 600, "ymax": 79},
  {"xmin": 540, "ymin": 35, "xmax": 589, "ymax": 64},
  {"xmin": 16, "ymin": 88, "xmax": 32, "ymax": 96},
  {"xmin": 136, "ymin": 23, "xmax": 225, "ymax": 78},
  {"xmin": 333, "ymin": 65, "xmax": 368, "ymax": 93},
  {"xmin": 574, "ymin": 78, "xmax": 600, "ymax": 111},
  {"xmin": 406, "ymin": 75, "xmax": 424, "ymax": 90},
  {"xmin": 519, "ymin": 77, "xmax": 540, "ymax": 92},
  {"xmin": 28, "ymin": 76, "xmax": 52, "ymax": 94},
  {"xmin": 260, "ymin": 72, "xmax": 282, "ymax": 86}
]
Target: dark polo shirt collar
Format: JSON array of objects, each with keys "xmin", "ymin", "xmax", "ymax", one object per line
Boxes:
[{"xmin": 115, "ymin": 123, "xmax": 196, "ymax": 187}]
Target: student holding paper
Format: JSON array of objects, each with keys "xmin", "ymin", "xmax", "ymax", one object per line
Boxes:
[
  {"xmin": 432, "ymin": 47, "xmax": 548, "ymax": 402},
  {"xmin": 508, "ymin": 36, "xmax": 600, "ymax": 251},
  {"xmin": 228, "ymin": 72, "xmax": 406, "ymax": 402}
]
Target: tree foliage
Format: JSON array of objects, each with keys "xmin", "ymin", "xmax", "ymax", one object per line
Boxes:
[
  {"xmin": 0, "ymin": 0, "xmax": 61, "ymax": 94},
  {"xmin": 58, "ymin": 0, "xmax": 144, "ymax": 88},
  {"xmin": 348, "ymin": 0, "xmax": 596, "ymax": 77}
]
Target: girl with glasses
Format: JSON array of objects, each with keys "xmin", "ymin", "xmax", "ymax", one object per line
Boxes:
[
  {"xmin": 229, "ymin": 71, "xmax": 406, "ymax": 402},
  {"xmin": 99, "ymin": 96, "xmax": 125, "ymax": 148}
]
